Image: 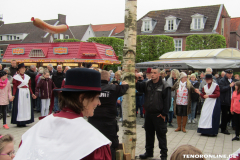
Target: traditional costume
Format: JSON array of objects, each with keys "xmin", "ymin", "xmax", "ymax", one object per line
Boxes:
[
  {"xmin": 11, "ymin": 63, "xmax": 34, "ymax": 126},
  {"xmin": 197, "ymin": 74, "xmax": 221, "ymax": 136},
  {"xmin": 14, "ymin": 68, "xmax": 112, "ymax": 160}
]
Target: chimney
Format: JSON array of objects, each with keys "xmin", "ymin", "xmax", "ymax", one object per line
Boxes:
[
  {"xmin": 0, "ymin": 21, "xmax": 4, "ymax": 26},
  {"xmin": 58, "ymin": 14, "xmax": 66, "ymax": 24},
  {"xmin": 0, "ymin": 14, "xmax": 4, "ymax": 26}
]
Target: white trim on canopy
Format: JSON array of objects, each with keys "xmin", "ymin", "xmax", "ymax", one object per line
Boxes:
[{"xmin": 136, "ymin": 48, "xmax": 240, "ymax": 69}]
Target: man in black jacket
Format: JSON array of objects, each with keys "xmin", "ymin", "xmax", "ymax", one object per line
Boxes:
[
  {"xmin": 52, "ymin": 65, "xmax": 65, "ymax": 112},
  {"xmin": 25, "ymin": 65, "xmax": 37, "ymax": 108},
  {"xmin": 136, "ymin": 67, "xmax": 171, "ymax": 160},
  {"xmin": 9, "ymin": 60, "xmax": 18, "ymax": 77},
  {"xmin": 219, "ymin": 69, "xmax": 235, "ymax": 135},
  {"xmin": 88, "ymin": 70, "xmax": 129, "ymax": 160}
]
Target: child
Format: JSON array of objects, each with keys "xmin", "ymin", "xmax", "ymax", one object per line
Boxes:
[
  {"xmin": 35, "ymin": 70, "xmax": 55, "ymax": 116},
  {"xmin": 231, "ymin": 81, "xmax": 240, "ymax": 141},
  {"xmin": 0, "ymin": 134, "xmax": 15, "ymax": 160},
  {"xmin": 0, "ymin": 71, "xmax": 13, "ymax": 129}
]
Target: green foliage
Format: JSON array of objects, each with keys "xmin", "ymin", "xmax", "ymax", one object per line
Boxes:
[
  {"xmin": 54, "ymin": 39, "xmax": 81, "ymax": 42},
  {"xmin": 87, "ymin": 36, "xmax": 174, "ymax": 71},
  {"xmin": 88, "ymin": 37, "xmax": 124, "ymax": 72},
  {"xmin": 186, "ymin": 34, "xmax": 226, "ymax": 51},
  {"xmin": 136, "ymin": 35, "xmax": 174, "ymax": 63}
]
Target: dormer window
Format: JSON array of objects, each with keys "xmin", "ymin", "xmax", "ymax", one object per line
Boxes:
[
  {"xmin": 190, "ymin": 14, "xmax": 207, "ymax": 30},
  {"xmin": 164, "ymin": 16, "xmax": 181, "ymax": 32},
  {"xmin": 141, "ymin": 17, "xmax": 157, "ymax": 33}
]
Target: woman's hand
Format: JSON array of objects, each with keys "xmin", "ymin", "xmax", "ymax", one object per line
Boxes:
[
  {"xmin": 195, "ymin": 89, "xmax": 200, "ymax": 94},
  {"xmin": 203, "ymin": 95, "xmax": 209, "ymax": 99},
  {"xmin": 32, "ymin": 94, "xmax": 37, "ymax": 99}
]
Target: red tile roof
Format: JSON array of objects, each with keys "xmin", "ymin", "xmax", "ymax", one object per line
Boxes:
[
  {"xmin": 92, "ymin": 23, "xmax": 124, "ymax": 36},
  {"xmin": 3, "ymin": 42, "xmax": 120, "ymax": 64},
  {"xmin": 230, "ymin": 17, "xmax": 240, "ymax": 32}
]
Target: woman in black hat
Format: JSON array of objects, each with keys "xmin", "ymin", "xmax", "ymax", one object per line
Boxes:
[
  {"xmin": 11, "ymin": 63, "xmax": 36, "ymax": 127},
  {"xmin": 14, "ymin": 68, "xmax": 111, "ymax": 160},
  {"xmin": 196, "ymin": 74, "xmax": 221, "ymax": 136}
]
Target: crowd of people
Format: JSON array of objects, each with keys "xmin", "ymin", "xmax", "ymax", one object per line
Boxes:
[{"xmin": 0, "ymin": 60, "xmax": 240, "ymax": 159}]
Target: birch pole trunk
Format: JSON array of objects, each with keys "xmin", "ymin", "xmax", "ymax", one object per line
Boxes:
[{"xmin": 122, "ymin": 0, "xmax": 137, "ymax": 159}]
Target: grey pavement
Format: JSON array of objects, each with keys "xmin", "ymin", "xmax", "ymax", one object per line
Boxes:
[{"xmin": 0, "ymin": 111, "xmax": 238, "ymax": 160}]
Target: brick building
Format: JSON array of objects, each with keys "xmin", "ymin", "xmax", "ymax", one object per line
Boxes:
[{"xmin": 230, "ymin": 17, "xmax": 240, "ymax": 50}]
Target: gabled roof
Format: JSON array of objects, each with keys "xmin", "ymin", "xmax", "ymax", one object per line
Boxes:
[
  {"xmin": 95, "ymin": 31, "xmax": 112, "ymax": 37},
  {"xmin": 69, "ymin": 25, "xmax": 90, "ymax": 40},
  {"xmin": 0, "ymin": 19, "xmax": 59, "ymax": 43},
  {"xmin": 230, "ymin": 17, "xmax": 240, "ymax": 32},
  {"xmin": 92, "ymin": 23, "xmax": 124, "ymax": 36},
  {"xmin": 115, "ymin": 4, "xmax": 225, "ymax": 37}
]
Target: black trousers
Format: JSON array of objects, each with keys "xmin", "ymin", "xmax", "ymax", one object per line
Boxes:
[
  {"xmin": 234, "ymin": 113, "xmax": 240, "ymax": 137},
  {"xmin": 0, "ymin": 105, "xmax": 7, "ymax": 125},
  {"xmin": 88, "ymin": 118, "xmax": 119, "ymax": 160},
  {"xmin": 221, "ymin": 105, "xmax": 233, "ymax": 131},
  {"xmin": 145, "ymin": 112, "xmax": 168, "ymax": 158}
]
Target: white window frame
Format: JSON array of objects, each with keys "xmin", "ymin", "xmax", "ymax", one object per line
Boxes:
[
  {"xmin": 174, "ymin": 39, "xmax": 182, "ymax": 52},
  {"xmin": 54, "ymin": 34, "xmax": 58, "ymax": 39},
  {"xmin": 0, "ymin": 36, "xmax": 2, "ymax": 41},
  {"xmin": 0, "ymin": 48, "xmax": 3, "ymax": 58},
  {"xmin": 60, "ymin": 34, "xmax": 64, "ymax": 39},
  {"xmin": 191, "ymin": 14, "xmax": 206, "ymax": 30},
  {"xmin": 164, "ymin": 15, "xmax": 180, "ymax": 32},
  {"xmin": 141, "ymin": 17, "xmax": 153, "ymax": 32}
]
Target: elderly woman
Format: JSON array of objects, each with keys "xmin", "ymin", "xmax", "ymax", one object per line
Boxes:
[
  {"xmin": 166, "ymin": 69, "xmax": 180, "ymax": 126},
  {"xmin": 111, "ymin": 70, "xmax": 122, "ymax": 85},
  {"xmin": 196, "ymin": 74, "xmax": 221, "ymax": 136},
  {"xmin": 171, "ymin": 72, "xmax": 198, "ymax": 133},
  {"xmin": 188, "ymin": 74, "xmax": 200, "ymax": 124},
  {"xmin": 14, "ymin": 68, "xmax": 111, "ymax": 160}
]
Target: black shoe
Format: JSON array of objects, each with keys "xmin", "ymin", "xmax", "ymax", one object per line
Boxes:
[
  {"xmin": 139, "ymin": 152, "xmax": 153, "ymax": 159},
  {"xmin": 161, "ymin": 157, "xmax": 167, "ymax": 160},
  {"xmin": 232, "ymin": 136, "xmax": 239, "ymax": 141},
  {"xmin": 140, "ymin": 115, "xmax": 144, "ymax": 118},
  {"xmin": 142, "ymin": 125, "xmax": 145, "ymax": 128},
  {"xmin": 221, "ymin": 130, "xmax": 230, "ymax": 135},
  {"xmin": 173, "ymin": 115, "xmax": 176, "ymax": 118},
  {"xmin": 169, "ymin": 123, "xmax": 173, "ymax": 127}
]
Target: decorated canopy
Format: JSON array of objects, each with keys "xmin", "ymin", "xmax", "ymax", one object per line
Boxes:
[
  {"xmin": 3, "ymin": 42, "xmax": 120, "ymax": 65},
  {"xmin": 136, "ymin": 48, "xmax": 240, "ymax": 69}
]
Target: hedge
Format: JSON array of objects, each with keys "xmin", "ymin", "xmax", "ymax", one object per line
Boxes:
[
  {"xmin": 186, "ymin": 34, "xmax": 226, "ymax": 51},
  {"xmin": 136, "ymin": 35, "xmax": 174, "ymax": 63}
]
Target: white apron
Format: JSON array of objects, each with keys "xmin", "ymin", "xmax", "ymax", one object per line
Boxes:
[
  {"xmin": 14, "ymin": 114, "xmax": 111, "ymax": 160},
  {"xmin": 198, "ymin": 82, "xmax": 217, "ymax": 128},
  {"xmin": 13, "ymin": 74, "xmax": 31, "ymax": 121}
]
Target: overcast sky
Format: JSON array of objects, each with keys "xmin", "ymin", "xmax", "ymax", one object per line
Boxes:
[{"xmin": 0, "ymin": 0, "xmax": 239, "ymax": 26}]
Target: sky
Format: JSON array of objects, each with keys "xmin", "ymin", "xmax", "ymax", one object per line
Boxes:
[{"xmin": 0, "ymin": 0, "xmax": 239, "ymax": 26}]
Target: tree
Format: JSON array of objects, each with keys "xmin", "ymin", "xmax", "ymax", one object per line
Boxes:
[{"xmin": 122, "ymin": 0, "xmax": 137, "ymax": 159}]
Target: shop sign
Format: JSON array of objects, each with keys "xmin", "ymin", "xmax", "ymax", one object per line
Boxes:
[
  {"xmin": 53, "ymin": 47, "xmax": 68, "ymax": 54},
  {"xmin": 105, "ymin": 49, "xmax": 114, "ymax": 56},
  {"xmin": 12, "ymin": 48, "xmax": 25, "ymax": 55}
]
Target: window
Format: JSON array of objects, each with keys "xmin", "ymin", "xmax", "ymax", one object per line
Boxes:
[
  {"xmin": 0, "ymin": 36, "xmax": 2, "ymax": 41},
  {"xmin": 194, "ymin": 18, "xmax": 201, "ymax": 29},
  {"xmin": 168, "ymin": 20, "xmax": 174, "ymax": 30},
  {"xmin": 7, "ymin": 35, "xmax": 9, "ymax": 40},
  {"xmin": 65, "ymin": 35, "xmax": 69, "ymax": 39},
  {"xmin": 237, "ymin": 41, "xmax": 239, "ymax": 49},
  {"xmin": 164, "ymin": 16, "xmax": 181, "ymax": 32},
  {"xmin": 0, "ymin": 48, "xmax": 3, "ymax": 58},
  {"xmin": 14, "ymin": 36, "xmax": 16, "ymax": 40},
  {"xmin": 190, "ymin": 14, "xmax": 207, "ymax": 30},
  {"xmin": 174, "ymin": 39, "xmax": 182, "ymax": 51},
  {"xmin": 141, "ymin": 17, "xmax": 156, "ymax": 32},
  {"xmin": 10, "ymin": 36, "xmax": 12, "ymax": 40},
  {"xmin": 144, "ymin": 21, "xmax": 150, "ymax": 31},
  {"xmin": 54, "ymin": 34, "xmax": 58, "ymax": 39},
  {"xmin": 60, "ymin": 34, "xmax": 64, "ymax": 39}
]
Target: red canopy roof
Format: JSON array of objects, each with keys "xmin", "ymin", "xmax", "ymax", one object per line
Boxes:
[{"xmin": 3, "ymin": 42, "xmax": 120, "ymax": 64}]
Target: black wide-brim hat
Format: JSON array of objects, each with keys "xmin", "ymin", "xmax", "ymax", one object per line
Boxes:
[
  {"xmin": 54, "ymin": 68, "xmax": 101, "ymax": 92},
  {"xmin": 17, "ymin": 63, "xmax": 25, "ymax": 70}
]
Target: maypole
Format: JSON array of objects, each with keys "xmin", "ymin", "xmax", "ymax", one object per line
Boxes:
[{"xmin": 122, "ymin": 0, "xmax": 137, "ymax": 159}]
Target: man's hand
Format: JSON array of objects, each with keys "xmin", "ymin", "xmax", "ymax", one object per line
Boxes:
[
  {"xmin": 135, "ymin": 74, "xmax": 139, "ymax": 83},
  {"xmin": 117, "ymin": 100, "xmax": 121, "ymax": 104},
  {"xmin": 230, "ymin": 82, "xmax": 235, "ymax": 87},
  {"xmin": 122, "ymin": 81, "xmax": 128, "ymax": 85},
  {"xmin": 157, "ymin": 114, "xmax": 165, "ymax": 121},
  {"xmin": 195, "ymin": 89, "xmax": 200, "ymax": 94},
  {"xmin": 203, "ymin": 95, "xmax": 209, "ymax": 99}
]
